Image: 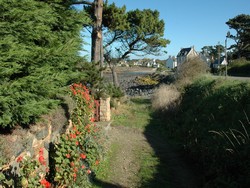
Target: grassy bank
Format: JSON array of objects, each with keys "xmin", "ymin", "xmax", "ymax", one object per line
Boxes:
[{"xmin": 157, "ymin": 76, "xmax": 250, "ymax": 187}]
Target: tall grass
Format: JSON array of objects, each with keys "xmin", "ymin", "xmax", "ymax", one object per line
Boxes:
[
  {"xmin": 151, "ymin": 84, "xmax": 181, "ymax": 113},
  {"xmin": 210, "ymin": 111, "xmax": 250, "ymax": 154}
]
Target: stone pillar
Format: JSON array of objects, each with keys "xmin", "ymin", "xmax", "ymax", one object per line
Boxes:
[{"xmin": 100, "ymin": 97, "xmax": 111, "ymax": 121}]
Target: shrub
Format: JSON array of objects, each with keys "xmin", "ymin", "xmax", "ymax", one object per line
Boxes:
[
  {"xmin": 135, "ymin": 75, "xmax": 159, "ymax": 85},
  {"xmin": 174, "ymin": 57, "xmax": 209, "ymax": 87},
  {"xmin": 151, "ymin": 84, "xmax": 181, "ymax": 112},
  {"xmin": 228, "ymin": 58, "xmax": 250, "ymax": 76},
  {"xmin": 104, "ymin": 83, "xmax": 124, "ymax": 99}
]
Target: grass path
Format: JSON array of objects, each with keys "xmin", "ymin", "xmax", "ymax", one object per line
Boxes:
[{"xmin": 94, "ymin": 98, "xmax": 199, "ymax": 188}]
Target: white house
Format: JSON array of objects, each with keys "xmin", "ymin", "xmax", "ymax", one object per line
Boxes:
[{"xmin": 166, "ymin": 56, "xmax": 177, "ymax": 69}]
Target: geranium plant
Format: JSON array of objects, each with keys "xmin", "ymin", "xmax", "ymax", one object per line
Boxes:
[
  {"xmin": 53, "ymin": 83, "xmax": 104, "ymax": 187},
  {"xmin": 15, "ymin": 149, "xmax": 50, "ymax": 188}
]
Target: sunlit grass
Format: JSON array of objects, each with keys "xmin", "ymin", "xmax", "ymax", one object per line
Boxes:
[
  {"xmin": 92, "ymin": 142, "xmax": 120, "ymax": 188},
  {"xmin": 135, "ymin": 148, "xmax": 160, "ymax": 187},
  {"xmin": 112, "ymin": 97, "xmax": 152, "ymax": 130}
]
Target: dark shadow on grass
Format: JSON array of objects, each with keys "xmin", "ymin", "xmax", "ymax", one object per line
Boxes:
[
  {"xmin": 93, "ymin": 178, "xmax": 125, "ymax": 188},
  {"xmin": 130, "ymin": 97, "xmax": 151, "ymax": 104},
  {"xmin": 131, "ymin": 98, "xmax": 202, "ymax": 188}
]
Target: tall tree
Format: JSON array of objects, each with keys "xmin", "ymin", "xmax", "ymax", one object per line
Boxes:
[
  {"xmin": 0, "ymin": 0, "xmax": 89, "ymax": 128},
  {"xmin": 73, "ymin": 0, "xmax": 104, "ymax": 66},
  {"xmin": 103, "ymin": 6, "xmax": 170, "ymax": 86},
  {"xmin": 201, "ymin": 44, "xmax": 224, "ymax": 61},
  {"xmin": 104, "ymin": 8, "xmax": 169, "ymax": 59},
  {"xmin": 226, "ymin": 14, "xmax": 250, "ymax": 59}
]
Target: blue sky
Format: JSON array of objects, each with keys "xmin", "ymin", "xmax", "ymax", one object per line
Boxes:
[{"xmin": 79, "ymin": 0, "xmax": 250, "ymax": 60}]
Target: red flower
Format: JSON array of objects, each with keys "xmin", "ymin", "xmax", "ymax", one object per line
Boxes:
[
  {"xmin": 70, "ymin": 133, "xmax": 76, "ymax": 139},
  {"xmin": 80, "ymin": 153, "xmax": 86, "ymax": 159},
  {"xmin": 76, "ymin": 141, "xmax": 79, "ymax": 146},
  {"xmin": 16, "ymin": 156, "xmax": 23, "ymax": 162},
  {"xmin": 95, "ymin": 160, "xmax": 99, "ymax": 165},
  {"xmin": 90, "ymin": 117, "xmax": 95, "ymax": 122},
  {"xmin": 39, "ymin": 148, "xmax": 46, "ymax": 165},
  {"xmin": 87, "ymin": 169, "xmax": 91, "ymax": 174},
  {"xmin": 85, "ymin": 124, "xmax": 91, "ymax": 129},
  {"xmin": 39, "ymin": 155, "xmax": 46, "ymax": 166},
  {"xmin": 70, "ymin": 162, "xmax": 74, "ymax": 167},
  {"xmin": 81, "ymin": 165, "xmax": 85, "ymax": 169},
  {"xmin": 66, "ymin": 153, "xmax": 71, "ymax": 158},
  {"xmin": 39, "ymin": 148, "xmax": 44, "ymax": 155},
  {"xmin": 73, "ymin": 173, "xmax": 77, "ymax": 181},
  {"xmin": 40, "ymin": 179, "xmax": 51, "ymax": 188}
]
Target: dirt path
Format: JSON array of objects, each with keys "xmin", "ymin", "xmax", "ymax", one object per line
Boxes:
[{"xmin": 100, "ymin": 123, "xmax": 199, "ymax": 188}]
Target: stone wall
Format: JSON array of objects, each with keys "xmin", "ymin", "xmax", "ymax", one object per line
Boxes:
[{"xmin": 0, "ymin": 106, "xmax": 69, "ymax": 176}]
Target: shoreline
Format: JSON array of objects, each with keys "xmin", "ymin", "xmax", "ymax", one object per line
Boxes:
[{"xmin": 103, "ymin": 66, "xmax": 156, "ymax": 74}]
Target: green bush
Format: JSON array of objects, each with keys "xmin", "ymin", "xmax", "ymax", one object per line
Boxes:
[
  {"xmin": 0, "ymin": 0, "xmax": 89, "ymax": 128},
  {"xmin": 228, "ymin": 58, "xmax": 250, "ymax": 76},
  {"xmin": 104, "ymin": 83, "xmax": 124, "ymax": 99}
]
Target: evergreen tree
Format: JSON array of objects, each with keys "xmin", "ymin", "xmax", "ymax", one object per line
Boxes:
[
  {"xmin": 0, "ymin": 0, "xmax": 90, "ymax": 128},
  {"xmin": 226, "ymin": 14, "xmax": 250, "ymax": 59}
]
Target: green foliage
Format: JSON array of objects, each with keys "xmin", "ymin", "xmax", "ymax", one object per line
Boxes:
[
  {"xmin": 201, "ymin": 44, "xmax": 225, "ymax": 61},
  {"xmin": 226, "ymin": 14, "xmax": 250, "ymax": 59},
  {"xmin": 77, "ymin": 61, "xmax": 104, "ymax": 90},
  {"xmin": 104, "ymin": 83, "xmax": 124, "ymax": 98},
  {"xmin": 0, "ymin": 0, "xmax": 89, "ymax": 128},
  {"xmin": 102, "ymin": 2, "xmax": 129, "ymax": 31},
  {"xmin": 101, "ymin": 3, "xmax": 170, "ymax": 60},
  {"xmin": 228, "ymin": 58, "xmax": 250, "ymax": 76},
  {"xmin": 158, "ymin": 77, "xmax": 250, "ymax": 186}
]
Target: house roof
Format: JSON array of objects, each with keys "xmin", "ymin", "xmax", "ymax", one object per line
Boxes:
[{"xmin": 177, "ymin": 47, "xmax": 192, "ymax": 57}]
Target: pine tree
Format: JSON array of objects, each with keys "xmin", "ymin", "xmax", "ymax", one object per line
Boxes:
[{"xmin": 0, "ymin": 0, "xmax": 90, "ymax": 128}]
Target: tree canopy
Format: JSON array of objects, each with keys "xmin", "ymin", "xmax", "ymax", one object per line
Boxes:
[
  {"xmin": 103, "ymin": 7, "xmax": 170, "ymax": 60},
  {"xmin": 226, "ymin": 14, "xmax": 250, "ymax": 59},
  {"xmin": 0, "ymin": 0, "xmax": 90, "ymax": 128},
  {"xmin": 201, "ymin": 44, "xmax": 225, "ymax": 60},
  {"xmin": 84, "ymin": 2, "xmax": 169, "ymax": 60}
]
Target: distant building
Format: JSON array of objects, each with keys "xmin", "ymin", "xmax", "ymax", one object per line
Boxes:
[
  {"xmin": 199, "ymin": 53, "xmax": 211, "ymax": 66},
  {"xmin": 166, "ymin": 56, "xmax": 177, "ymax": 69},
  {"xmin": 177, "ymin": 46, "xmax": 198, "ymax": 65},
  {"xmin": 211, "ymin": 58, "xmax": 225, "ymax": 69}
]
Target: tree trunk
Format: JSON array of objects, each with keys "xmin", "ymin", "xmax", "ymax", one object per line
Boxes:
[
  {"xmin": 91, "ymin": 0, "xmax": 103, "ymax": 69},
  {"xmin": 111, "ymin": 66, "xmax": 119, "ymax": 87}
]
